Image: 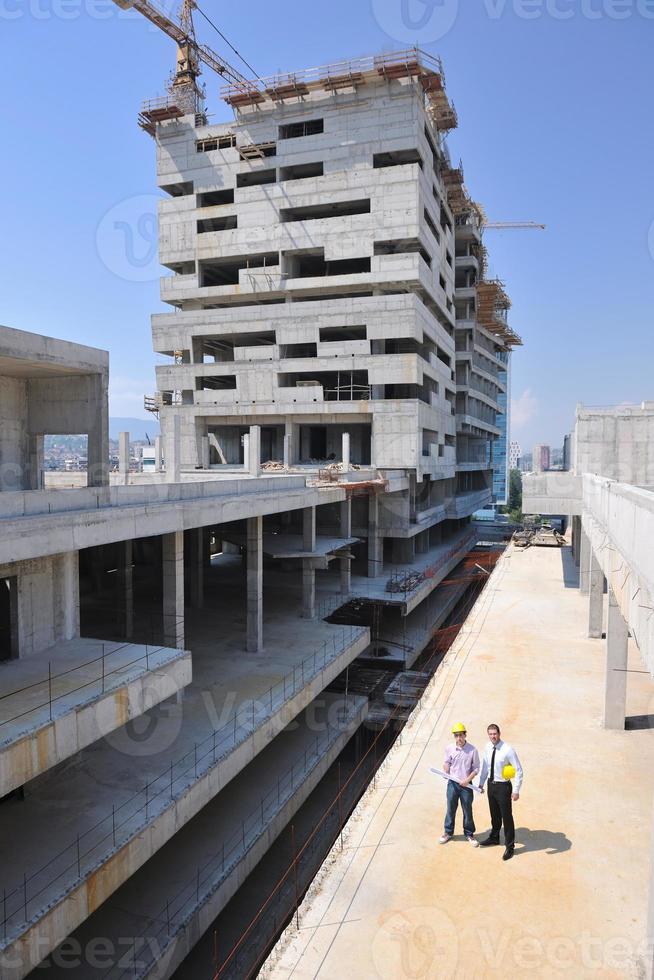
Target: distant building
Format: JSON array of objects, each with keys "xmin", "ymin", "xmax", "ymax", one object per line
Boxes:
[
  {"xmin": 509, "ymin": 440, "xmax": 521, "ymax": 469},
  {"xmin": 532, "ymin": 444, "xmax": 550, "ymax": 473}
]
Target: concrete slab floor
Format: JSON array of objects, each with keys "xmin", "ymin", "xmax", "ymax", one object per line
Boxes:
[
  {"xmin": 263, "ymin": 544, "xmax": 654, "ymax": 980},
  {"xmin": 0, "ymin": 556, "xmax": 368, "ymax": 944},
  {"xmin": 316, "ymin": 525, "xmax": 477, "ymax": 613},
  {"xmin": 31, "ymin": 692, "xmax": 367, "ymax": 979},
  {"xmin": 0, "ymin": 638, "xmax": 184, "ymax": 747}
]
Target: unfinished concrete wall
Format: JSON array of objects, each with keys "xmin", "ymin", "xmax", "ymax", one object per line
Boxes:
[
  {"xmin": 575, "ymin": 406, "xmax": 654, "ymax": 485},
  {"xmin": 0, "ymin": 553, "xmax": 80, "ymax": 657},
  {"xmin": 0, "ymin": 377, "xmax": 29, "ymax": 490}
]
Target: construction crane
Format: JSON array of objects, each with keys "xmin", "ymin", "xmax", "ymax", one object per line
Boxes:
[
  {"xmin": 484, "ymin": 221, "xmax": 546, "ymax": 230},
  {"xmin": 112, "ymin": 0, "xmax": 256, "ymax": 131}
]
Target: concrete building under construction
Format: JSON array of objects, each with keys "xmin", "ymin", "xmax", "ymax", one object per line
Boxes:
[{"xmin": 0, "ymin": 45, "xmax": 522, "ymax": 980}]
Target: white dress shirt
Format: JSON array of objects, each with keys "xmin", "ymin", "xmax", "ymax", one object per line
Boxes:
[{"xmin": 479, "ymin": 739, "xmax": 523, "ymax": 793}]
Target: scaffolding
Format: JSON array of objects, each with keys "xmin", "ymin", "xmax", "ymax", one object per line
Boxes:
[
  {"xmin": 476, "ymin": 280, "xmax": 523, "ymax": 348},
  {"xmin": 221, "ymin": 48, "xmax": 457, "ymax": 132}
]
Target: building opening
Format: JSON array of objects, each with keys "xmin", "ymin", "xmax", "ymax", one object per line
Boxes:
[{"xmin": 0, "ymin": 578, "xmax": 18, "ymax": 661}]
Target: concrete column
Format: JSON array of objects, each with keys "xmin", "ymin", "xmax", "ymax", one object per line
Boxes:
[
  {"xmin": 392, "ymin": 537, "xmax": 415, "ymax": 564},
  {"xmin": 302, "ymin": 560, "xmax": 316, "ymax": 619},
  {"xmin": 60, "ymin": 551, "xmax": 80, "ymax": 641},
  {"xmin": 416, "ymin": 530, "xmax": 430, "ymax": 554},
  {"xmin": 342, "ymin": 432, "xmax": 350, "ymax": 471},
  {"xmin": 604, "ymin": 585, "xmax": 628, "ymax": 730},
  {"xmin": 572, "ymin": 516, "xmax": 581, "ymax": 566},
  {"xmin": 283, "ymin": 434, "xmax": 291, "ymax": 469},
  {"xmin": 368, "ymin": 493, "xmax": 383, "ymax": 578},
  {"xmin": 116, "ymin": 540, "xmax": 134, "ymax": 639},
  {"xmin": 162, "ymin": 531, "xmax": 184, "ymax": 649},
  {"xmin": 28, "ymin": 434, "xmax": 44, "ymax": 490},
  {"xmin": 189, "ymin": 528, "xmax": 204, "ymax": 609},
  {"xmin": 285, "ymin": 422, "xmax": 299, "ymax": 465},
  {"xmin": 201, "ymin": 435, "xmax": 210, "ymax": 470},
  {"xmin": 154, "ymin": 435, "xmax": 163, "ymax": 473},
  {"xmin": 302, "ymin": 506, "xmax": 317, "ymax": 615},
  {"xmin": 303, "ymin": 506, "xmax": 316, "ymax": 552},
  {"xmin": 118, "ymin": 431, "xmax": 130, "ymax": 485},
  {"xmin": 588, "ymin": 550, "xmax": 605, "ymax": 639},
  {"xmin": 86, "ymin": 371, "xmax": 109, "ymax": 488},
  {"xmin": 165, "ymin": 415, "xmax": 181, "ymax": 483},
  {"xmin": 579, "ymin": 526, "xmax": 591, "ymax": 595},
  {"xmin": 246, "ymin": 516, "xmax": 263, "ymax": 652},
  {"xmin": 248, "ymin": 425, "xmax": 261, "ymax": 477},
  {"xmin": 339, "ymin": 498, "xmax": 352, "ymax": 596}
]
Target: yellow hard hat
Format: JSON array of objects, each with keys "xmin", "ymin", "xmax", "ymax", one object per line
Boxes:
[
  {"xmin": 502, "ymin": 763, "xmax": 516, "ymax": 780},
  {"xmin": 452, "ymin": 723, "xmax": 467, "ymax": 734}
]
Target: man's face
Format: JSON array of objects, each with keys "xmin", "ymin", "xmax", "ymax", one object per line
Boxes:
[
  {"xmin": 488, "ymin": 728, "xmax": 500, "ymax": 744},
  {"xmin": 455, "ymin": 731, "xmax": 467, "ymax": 747}
]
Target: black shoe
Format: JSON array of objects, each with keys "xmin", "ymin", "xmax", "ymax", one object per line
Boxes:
[
  {"xmin": 502, "ymin": 846, "xmax": 514, "ymax": 861},
  {"xmin": 479, "ymin": 837, "xmax": 500, "ymax": 847}
]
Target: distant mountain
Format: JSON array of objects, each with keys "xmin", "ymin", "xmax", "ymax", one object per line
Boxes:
[{"xmin": 109, "ymin": 417, "xmax": 160, "ymax": 440}]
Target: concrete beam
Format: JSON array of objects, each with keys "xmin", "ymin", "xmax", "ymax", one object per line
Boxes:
[
  {"xmin": 162, "ymin": 531, "xmax": 184, "ymax": 649},
  {"xmin": 604, "ymin": 585, "xmax": 628, "ymax": 730},
  {"xmin": 246, "ymin": 516, "xmax": 263, "ymax": 652},
  {"xmin": 588, "ymin": 550, "xmax": 605, "ymax": 639}
]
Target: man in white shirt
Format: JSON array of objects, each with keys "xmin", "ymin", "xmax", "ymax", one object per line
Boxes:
[{"xmin": 478, "ymin": 723, "xmax": 523, "ymax": 861}]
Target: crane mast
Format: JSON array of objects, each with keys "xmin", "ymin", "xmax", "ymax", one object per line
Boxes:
[{"xmin": 112, "ymin": 0, "xmax": 255, "ymax": 130}]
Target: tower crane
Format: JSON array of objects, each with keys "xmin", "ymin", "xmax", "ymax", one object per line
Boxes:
[
  {"xmin": 112, "ymin": 0, "xmax": 256, "ymax": 131},
  {"xmin": 484, "ymin": 221, "xmax": 546, "ymax": 230}
]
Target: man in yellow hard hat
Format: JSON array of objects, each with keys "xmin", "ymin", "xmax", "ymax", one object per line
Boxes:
[
  {"xmin": 439, "ymin": 723, "xmax": 480, "ymax": 846},
  {"xmin": 478, "ymin": 723, "xmax": 523, "ymax": 861}
]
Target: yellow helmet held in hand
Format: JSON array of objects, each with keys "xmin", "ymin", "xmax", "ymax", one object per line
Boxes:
[
  {"xmin": 502, "ymin": 763, "xmax": 516, "ymax": 780},
  {"xmin": 452, "ymin": 723, "xmax": 467, "ymax": 734}
]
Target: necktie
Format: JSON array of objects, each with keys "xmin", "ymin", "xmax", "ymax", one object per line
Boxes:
[{"xmin": 490, "ymin": 746, "xmax": 496, "ymax": 782}]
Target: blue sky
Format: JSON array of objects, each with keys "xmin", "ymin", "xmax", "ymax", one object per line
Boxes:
[{"xmin": 1, "ymin": 0, "xmax": 652, "ymax": 450}]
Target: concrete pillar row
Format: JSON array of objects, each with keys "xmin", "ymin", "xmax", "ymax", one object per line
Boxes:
[
  {"xmin": 368, "ymin": 493, "xmax": 383, "ymax": 578},
  {"xmin": 579, "ymin": 526, "xmax": 591, "ymax": 595},
  {"xmin": 604, "ymin": 585, "xmax": 628, "ymax": 730},
  {"xmin": 588, "ymin": 549, "xmax": 605, "ymax": 639},
  {"xmin": 246, "ymin": 516, "xmax": 263, "ymax": 652},
  {"xmin": 162, "ymin": 531, "xmax": 184, "ymax": 649}
]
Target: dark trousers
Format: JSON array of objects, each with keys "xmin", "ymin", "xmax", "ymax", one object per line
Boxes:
[
  {"xmin": 444, "ymin": 780, "xmax": 475, "ymax": 837},
  {"xmin": 487, "ymin": 781, "xmax": 515, "ymax": 848}
]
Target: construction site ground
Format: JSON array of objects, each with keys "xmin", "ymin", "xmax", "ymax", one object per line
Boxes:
[{"xmin": 263, "ymin": 543, "xmax": 654, "ymax": 980}]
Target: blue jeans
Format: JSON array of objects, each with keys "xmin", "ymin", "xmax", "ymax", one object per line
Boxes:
[{"xmin": 444, "ymin": 780, "xmax": 476, "ymax": 837}]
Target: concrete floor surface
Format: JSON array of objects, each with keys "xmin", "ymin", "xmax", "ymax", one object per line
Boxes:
[{"xmin": 264, "ymin": 544, "xmax": 654, "ymax": 980}]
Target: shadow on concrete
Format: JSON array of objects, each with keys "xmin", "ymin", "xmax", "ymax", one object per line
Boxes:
[
  {"xmin": 626, "ymin": 714, "xmax": 654, "ymax": 730},
  {"xmin": 509, "ymin": 828, "xmax": 572, "ymax": 855},
  {"xmin": 560, "ymin": 546, "xmax": 580, "ymax": 589}
]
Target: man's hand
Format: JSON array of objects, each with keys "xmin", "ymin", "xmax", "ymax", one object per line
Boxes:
[
  {"xmin": 479, "ymin": 786, "xmax": 485, "ymax": 794},
  {"xmin": 512, "ymin": 792, "xmax": 519, "ymax": 802},
  {"xmin": 459, "ymin": 777, "xmax": 470, "ymax": 787}
]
